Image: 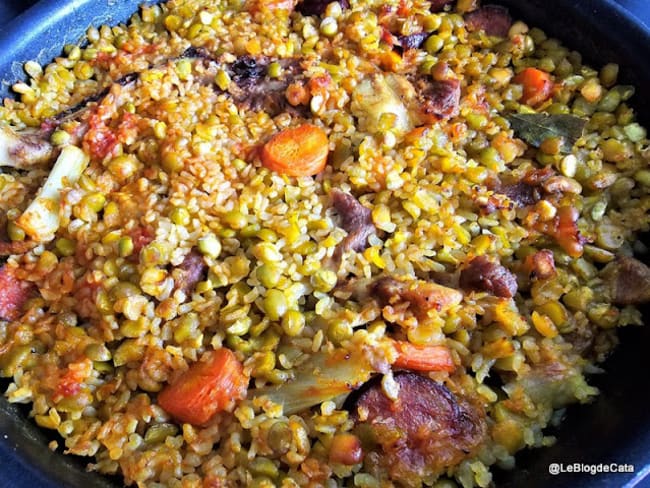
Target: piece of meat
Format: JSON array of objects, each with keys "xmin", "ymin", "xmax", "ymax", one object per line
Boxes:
[
  {"xmin": 563, "ymin": 325, "xmax": 595, "ymax": 356},
  {"xmin": 0, "ymin": 265, "xmax": 34, "ymax": 321},
  {"xmin": 179, "ymin": 46, "xmax": 212, "ymax": 60},
  {"xmin": 351, "ymin": 373, "xmax": 486, "ymax": 485},
  {"xmin": 229, "ymin": 56, "xmax": 268, "ymax": 88},
  {"xmin": 498, "ymin": 181, "xmax": 539, "ymax": 207},
  {"xmin": 465, "ymin": 5, "xmax": 512, "ymax": 38},
  {"xmin": 173, "ymin": 249, "xmax": 208, "ymax": 297},
  {"xmin": 296, "ymin": 0, "xmax": 349, "ymax": 16},
  {"xmin": 459, "ymin": 255, "xmax": 518, "ymax": 298},
  {"xmin": 0, "ymin": 240, "xmax": 38, "ymax": 256},
  {"xmin": 430, "ymin": 0, "xmax": 454, "ymax": 13},
  {"xmin": 53, "ymin": 73, "xmax": 139, "ymax": 123},
  {"xmin": 398, "ymin": 32, "xmax": 429, "ymax": 51},
  {"xmin": 600, "ymin": 255, "xmax": 650, "ymax": 305},
  {"xmin": 413, "ymin": 77, "xmax": 461, "ymax": 121},
  {"xmin": 0, "ymin": 125, "xmax": 56, "ymax": 169},
  {"xmin": 372, "ymin": 276, "xmax": 463, "ymax": 318},
  {"xmin": 490, "ymin": 167, "xmax": 554, "ymax": 207},
  {"xmin": 523, "ymin": 249, "xmax": 556, "ymax": 280},
  {"xmin": 331, "ymin": 189, "xmax": 376, "ymax": 254},
  {"xmin": 225, "ymin": 56, "xmax": 305, "ymax": 116}
]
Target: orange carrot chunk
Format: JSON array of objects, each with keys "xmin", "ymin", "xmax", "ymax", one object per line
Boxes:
[
  {"xmin": 513, "ymin": 67, "xmax": 554, "ymax": 107},
  {"xmin": 392, "ymin": 341, "xmax": 455, "ymax": 372},
  {"xmin": 158, "ymin": 348, "xmax": 248, "ymax": 425},
  {"xmin": 260, "ymin": 124, "xmax": 329, "ymax": 177}
]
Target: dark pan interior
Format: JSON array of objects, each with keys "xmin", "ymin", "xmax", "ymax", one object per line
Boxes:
[{"xmin": 1, "ymin": 0, "xmax": 650, "ymax": 487}]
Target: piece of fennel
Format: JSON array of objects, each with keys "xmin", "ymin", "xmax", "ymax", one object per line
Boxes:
[
  {"xmin": 16, "ymin": 145, "xmax": 89, "ymax": 242},
  {"xmin": 252, "ymin": 347, "xmax": 377, "ymax": 415}
]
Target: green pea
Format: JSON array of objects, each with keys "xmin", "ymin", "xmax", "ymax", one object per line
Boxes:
[
  {"xmin": 173, "ymin": 313, "xmax": 199, "ymax": 343},
  {"xmin": 144, "ymin": 423, "xmax": 178, "ymax": 444},
  {"xmin": 281, "ymin": 310, "xmax": 305, "ymax": 337},
  {"xmin": 170, "ymin": 207, "xmax": 191, "ymax": 226},
  {"xmin": 263, "ymin": 289, "xmax": 287, "ymax": 321},
  {"xmin": 118, "ymin": 236, "xmax": 134, "ymax": 258},
  {"xmin": 311, "ymin": 269, "xmax": 337, "ymax": 293},
  {"xmin": 51, "ymin": 129, "xmax": 71, "ymax": 146},
  {"xmin": 141, "ymin": 242, "xmax": 170, "ymax": 266},
  {"xmin": 55, "ymin": 237, "xmax": 76, "ymax": 257},
  {"xmin": 424, "ymin": 35, "xmax": 444, "ymax": 54},
  {"xmin": 224, "ymin": 210, "xmax": 248, "ymax": 230},
  {"xmin": 161, "ymin": 151, "xmax": 184, "ymax": 173},
  {"xmin": 327, "ymin": 319, "xmax": 353, "ymax": 344},
  {"xmin": 7, "ymin": 221, "xmax": 25, "ymax": 242},
  {"xmin": 0, "ymin": 345, "xmax": 32, "ymax": 376},
  {"xmin": 267, "ymin": 421, "xmax": 292, "ymax": 455},
  {"xmin": 249, "ymin": 457, "xmax": 279, "ymax": 478},
  {"xmin": 109, "ymin": 281, "xmax": 140, "ymax": 301},
  {"xmin": 120, "ymin": 317, "xmax": 148, "ymax": 338},
  {"xmin": 198, "ymin": 233, "xmax": 222, "ymax": 259},
  {"xmin": 256, "ymin": 263, "xmax": 281, "ymax": 288},
  {"xmin": 267, "ymin": 62, "xmax": 282, "ymax": 79},
  {"xmin": 84, "ymin": 343, "xmax": 112, "ymax": 362}
]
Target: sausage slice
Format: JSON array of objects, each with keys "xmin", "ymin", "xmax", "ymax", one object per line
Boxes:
[{"xmin": 351, "ymin": 373, "xmax": 486, "ymax": 484}]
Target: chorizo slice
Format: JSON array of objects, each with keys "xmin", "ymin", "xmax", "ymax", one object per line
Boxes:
[
  {"xmin": 465, "ymin": 5, "xmax": 512, "ymax": 38},
  {"xmin": 351, "ymin": 373, "xmax": 486, "ymax": 484}
]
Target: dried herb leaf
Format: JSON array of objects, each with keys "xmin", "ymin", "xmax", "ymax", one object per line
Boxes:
[{"xmin": 508, "ymin": 113, "xmax": 587, "ymax": 153}]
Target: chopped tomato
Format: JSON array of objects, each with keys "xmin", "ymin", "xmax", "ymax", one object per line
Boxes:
[
  {"xmin": 0, "ymin": 265, "xmax": 33, "ymax": 321},
  {"xmin": 513, "ymin": 67, "xmax": 554, "ymax": 106},
  {"xmin": 129, "ymin": 226, "xmax": 155, "ymax": 255},
  {"xmin": 158, "ymin": 348, "xmax": 248, "ymax": 425},
  {"xmin": 54, "ymin": 358, "xmax": 93, "ymax": 401}
]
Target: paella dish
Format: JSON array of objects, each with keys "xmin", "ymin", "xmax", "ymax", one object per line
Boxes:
[{"xmin": 1, "ymin": 0, "xmax": 650, "ymax": 486}]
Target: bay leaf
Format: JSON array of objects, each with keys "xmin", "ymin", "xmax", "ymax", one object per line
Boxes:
[{"xmin": 508, "ymin": 113, "xmax": 587, "ymax": 153}]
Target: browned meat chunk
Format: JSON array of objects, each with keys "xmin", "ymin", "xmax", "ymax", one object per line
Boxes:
[
  {"xmin": 523, "ymin": 249, "xmax": 556, "ymax": 280},
  {"xmin": 465, "ymin": 5, "xmax": 512, "ymax": 38},
  {"xmin": 398, "ymin": 32, "xmax": 429, "ymax": 51},
  {"xmin": 0, "ymin": 265, "xmax": 34, "ymax": 321},
  {"xmin": 490, "ymin": 167, "xmax": 554, "ymax": 207},
  {"xmin": 459, "ymin": 255, "xmax": 518, "ymax": 298},
  {"xmin": 351, "ymin": 373, "xmax": 487, "ymax": 485},
  {"xmin": 0, "ymin": 125, "xmax": 56, "ymax": 169},
  {"xmin": 0, "ymin": 240, "xmax": 38, "ymax": 256},
  {"xmin": 331, "ymin": 189, "xmax": 376, "ymax": 253},
  {"xmin": 296, "ymin": 0, "xmax": 349, "ymax": 16},
  {"xmin": 601, "ymin": 255, "xmax": 650, "ymax": 305},
  {"xmin": 372, "ymin": 276, "xmax": 463, "ymax": 318},
  {"xmin": 226, "ymin": 56, "xmax": 304, "ymax": 115},
  {"xmin": 498, "ymin": 181, "xmax": 539, "ymax": 207},
  {"xmin": 174, "ymin": 249, "xmax": 208, "ymax": 297},
  {"xmin": 430, "ymin": 0, "xmax": 454, "ymax": 13},
  {"xmin": 413, "ymin": 77, "xmax": 461, "ymax": 121}
]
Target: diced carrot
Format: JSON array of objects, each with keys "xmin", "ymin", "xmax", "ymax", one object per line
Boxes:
[
  {"xmin": 513, "ymin": 67, "xmax": 554, "ymax": 107},
  {"xmin": 392, "ymin": 341, "xmax": 455, "ymax": 372},
  {"xmin": 158, "ymin": 348, "xmax": 248, "ymax": 425},
  {"xmin": 260, "ymin": 124, "xmax": 329, "ymax": 177}
]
